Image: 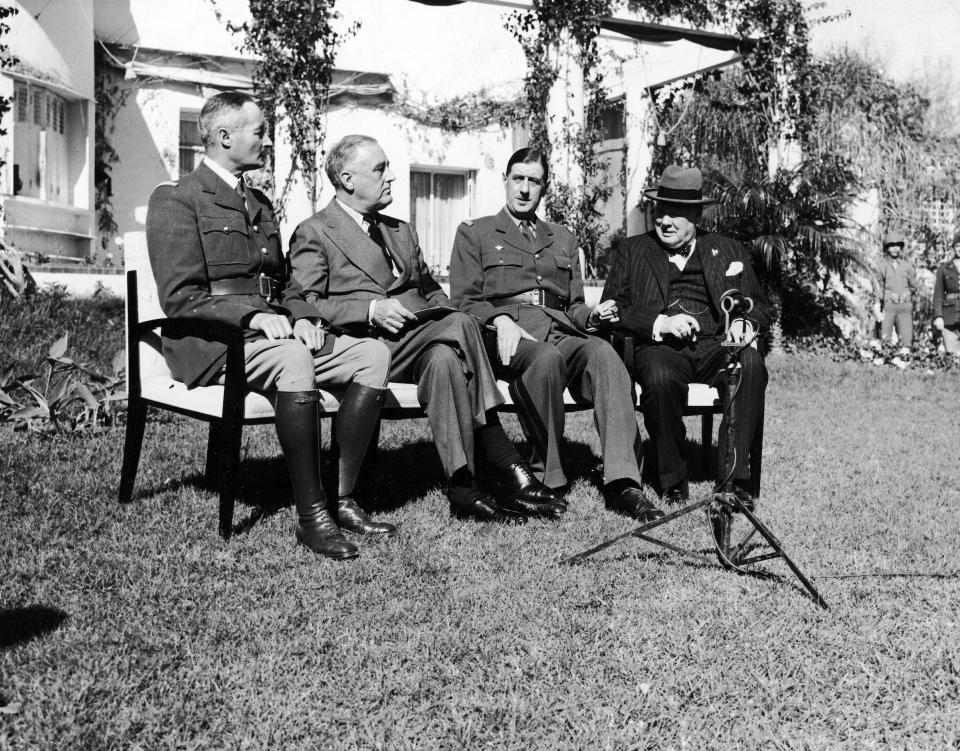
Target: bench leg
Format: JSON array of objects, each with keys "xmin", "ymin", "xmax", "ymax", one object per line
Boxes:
[
  {"xmin": 118, "ymin": 398, "xmax": 148, "ymax": 503},
  {"xmin": 701, "ymin": 412, "xmax": 714, "ymax": 478},
  {"xmin": 216, "ymin": 418, "xmax": 243, "ymax": 540},
  {"xmin": 205, "ymin": 421, "xmax": 224, "ymax": 489}
]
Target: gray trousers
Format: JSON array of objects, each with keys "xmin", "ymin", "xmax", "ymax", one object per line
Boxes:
[{"xmin": 499, "ymin": 332, "xmax": 642, "ymax": 489}]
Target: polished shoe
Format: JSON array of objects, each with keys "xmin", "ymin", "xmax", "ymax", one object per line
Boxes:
[
  {"xmin": 605, "ymin": 485, "xmax": 665, "ymax": 522},
  {"xmin": 661, "ymin": 479, "xmax": 689, "ymax": 506},
  {"xmin": 450, "ymin": 489, "xmax": 526, "ymax": 523},
  {"xmin": 337, "ymin": 496, "xmax": 397, "ymax": 536},
  {"xmin": 493, "ymin": 462, "xmax": 566, "ymax": 518},
  {"xmin": 296, "ymin": 514, "xmax": 360, "ymax": 560}
]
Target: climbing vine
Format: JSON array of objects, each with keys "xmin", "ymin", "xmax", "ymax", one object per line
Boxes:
[
  {"xmin": 221, "ymin": 0, "xmax": 357, "ymax": 217},
  {"xmin": 506, "ymin": 0, "xmax": 614, "ymax": 276},
  {"xmin": 391, "ymin": 86, "xmax": 524, "ymax": 133},
  {"xmin": 93, "ymin": 45, "xmax": 131, "ymax": 255},
  {"xmin": 0, "ymin": 3, "xmax": 18, "ymax": 171}
]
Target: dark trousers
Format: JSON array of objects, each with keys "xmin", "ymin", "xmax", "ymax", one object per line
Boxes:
[
  {"xmin": 633, "ymin": 338, "xmax": 766, "ymax": 491},
  {"xmin": 386, "ymin": 311, "xmax": 504, "ymax": 479},
  {"xmin": 499, "ymin": 331, "xmax": 642, "ymax": 488}
]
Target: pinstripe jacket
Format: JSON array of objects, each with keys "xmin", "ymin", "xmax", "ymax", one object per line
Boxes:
[{"xmin": 601, "ymin": 230, "xmax": 770, "ymax": 342}]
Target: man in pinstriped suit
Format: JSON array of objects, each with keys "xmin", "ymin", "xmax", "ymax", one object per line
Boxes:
[{"xmin": 602, "ymin": 166, "xmax": 771, "ymax": 505}]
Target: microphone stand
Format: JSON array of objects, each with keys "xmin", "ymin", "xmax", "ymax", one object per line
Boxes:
[{"xmin": 561, "ymin": 309, "xmax": 828, "ymax": 610}]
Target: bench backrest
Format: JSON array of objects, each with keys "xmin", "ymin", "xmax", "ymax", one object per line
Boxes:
[{"xmin": 123, "ymin": 231, "xmax": 174, "ymax": 388}]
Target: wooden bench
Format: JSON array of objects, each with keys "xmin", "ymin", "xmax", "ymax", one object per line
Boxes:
[{"xmin": 118, "ymin": 232, "xmax": 720, "ymax": 537}]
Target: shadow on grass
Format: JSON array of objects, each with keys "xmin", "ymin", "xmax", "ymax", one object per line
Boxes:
[
  {"xmin": 0, "ymin": 605, "xmax": 67, "ymax": 651},
  {"xmin": 123, "ymin": 431, "xmax": 605, "ymax": 533}
]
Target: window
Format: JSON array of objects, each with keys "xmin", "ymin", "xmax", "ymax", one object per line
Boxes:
[
  {"xmin": 179, "ymin": 111, "xmax": 202, "ymax": 177},
  {"xmin": 11, "ymin": 81, "xmax": 69, "ymax": 201},
  {"xmin": 599, "ymin": 97, "xmax": 625, "ymax": 141},
  {"xmin": 410, "ymin": 168, "xmax": 476, "ymax": 275}
]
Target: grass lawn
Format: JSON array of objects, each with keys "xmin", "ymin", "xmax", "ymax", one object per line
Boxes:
[{"xmin": 2, "ymin": 294, "xmax": 960, "ymax": 749}]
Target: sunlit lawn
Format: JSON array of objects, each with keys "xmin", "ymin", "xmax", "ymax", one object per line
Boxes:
[{"xmin": 2, "ymin": 293, "xmax": 960, "ymax": 748}]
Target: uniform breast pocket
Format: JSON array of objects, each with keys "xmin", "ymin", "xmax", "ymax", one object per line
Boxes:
[
  {"xmin": 481, "ymin": 250, "xmax": 523, "ymax": 288},
  {"xmin": 199, "ymin": 214, "xmax": 252, "ymax": 267},
  {"xmin": 258, "ymin": 219, "xmax": 279, "ymax": 241},
  {"xmin": 554, "ymin": 255, "xmax": 574, "ymax": 277}
]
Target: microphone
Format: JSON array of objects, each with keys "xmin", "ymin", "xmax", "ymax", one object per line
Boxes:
[{"xmin": 720, "ymin": 288, "xmax": 753, "ymax": 316}]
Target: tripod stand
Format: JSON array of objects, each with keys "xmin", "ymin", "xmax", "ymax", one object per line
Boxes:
[{"xmin": 561, "ymin": 315, "xmax": 828, "ymax": 610}]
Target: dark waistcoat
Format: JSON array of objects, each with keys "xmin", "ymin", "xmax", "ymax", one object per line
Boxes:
[{"xmin": 666, "ymin": 248, "xmax": 721, "ymax": 337}]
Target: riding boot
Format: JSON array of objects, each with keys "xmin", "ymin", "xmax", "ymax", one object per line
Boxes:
[
  {"xmin": 274, "ymin": 390, "xmax": 358, "ymax": 560},
  {"xmin": 335, "ymin": 383, "xmax": 396, "ymax": 536}
]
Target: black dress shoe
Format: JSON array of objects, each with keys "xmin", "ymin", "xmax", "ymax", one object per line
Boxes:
[
  {"xmin": 493, "ymin": 463, "xmax": 566, "ymax": 518},
  {"xmin": 295, "ymin": 515, "xmax": 360, "ymax": 560},
  {"xmin": 605, "ymin": 485, "xmax": 665, "ymax": 522},
  {"xmin": 337, "ymin": 496, "xmax": 397, "ymax": 536},
  {"xmin": 661, "ymin": 479, "xmax": 689, "ymax": 506},
  {"xmin": 450, "ymin": 489, "xmax": 526, "ymax": 523}
]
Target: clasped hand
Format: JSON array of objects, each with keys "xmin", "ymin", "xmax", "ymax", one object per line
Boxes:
[{"xmin": 249, "ymin": 313, "xmax": 326, "ymax": 350}]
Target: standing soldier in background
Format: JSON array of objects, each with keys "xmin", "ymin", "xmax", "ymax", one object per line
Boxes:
[{"xmin": 873, "ymin": 229, "xmax": 917, "ymax": 347}]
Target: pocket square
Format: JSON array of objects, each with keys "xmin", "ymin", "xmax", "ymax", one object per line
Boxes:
[{"xmin": 725, "ymin": 261, "xmax": 743, "ymax": 276}]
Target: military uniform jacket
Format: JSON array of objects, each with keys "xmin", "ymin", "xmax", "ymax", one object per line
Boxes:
[
  {"xmin": 934, "ymin": 261, "xmax": 960, "ymax": 329},
  {"xmin": 449, "ymin": 208, "xmax": 591, "ymax": 340},
  {"xmin": 146, "ymin": 161, "xmax": 319, "ymax": 388},
  {"xmin": 601, "ymin": 230, "xmax": 771, "ymax": 341}
]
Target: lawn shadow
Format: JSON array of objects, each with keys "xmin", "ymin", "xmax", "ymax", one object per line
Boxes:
[
  {"xmin": 0, "ymin": 605, "xmax": 68, "ymax": 651},
  {"xmin": 639, "ymin": 435, "xmax": 717, "ymax": 488}
]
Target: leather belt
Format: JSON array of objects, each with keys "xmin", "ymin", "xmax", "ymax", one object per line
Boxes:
[
  {"xmin": 490, "ymin": 289, "xmax": 568, "ymax": 312},
  {"xmin": 209, "ymin": 275, "xmax": 283, "ymax": 301},
  {"xmin": 884, "ymin": 293, "xmax": 910, "ymax": 304}
]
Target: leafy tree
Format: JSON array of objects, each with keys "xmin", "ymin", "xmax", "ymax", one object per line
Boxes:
[{"xmin": 219, "ymin": 0, "xmax": 357, "ymax": 216}]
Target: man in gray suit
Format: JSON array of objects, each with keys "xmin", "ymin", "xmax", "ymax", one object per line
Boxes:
[{"xmin": 289, "ymin": 135, "xmax": 563, "ymax": 522}]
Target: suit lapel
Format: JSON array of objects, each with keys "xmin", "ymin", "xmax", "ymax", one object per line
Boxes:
[
  {"xmin": 533, "ymin": 218, "xmax": 554, "ymax": 253},
  {"xmin": 320, "ymin": 200, "xmax": 395, "ymax": 290},
  {"xmin": 198, "ymin": 162, "xmax": 247, "ymax": 216},
  {"xmin": 644, "ymin": 239, "xmax": 670, "ymax": 304},
  {"xmin": 494, "ymin": 208, "xmax": 533, "ymax": 254},
  {"xmin": 697, "ymin": 234, "xmax": 728, "ymax": 309}
]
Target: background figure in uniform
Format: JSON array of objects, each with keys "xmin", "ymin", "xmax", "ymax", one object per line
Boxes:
[
  {"xmin": 602, "ymin": 165, "xmax": 770, "ymax": 505},
  {"xmin": 289, "ymin": 135, "xmax": 563, "ymax": 523},
  {"xmin": 146, "ymin": 92, "xmax": 394, "ymax": 561},
  {"xmin": 873, "ymin": 229, "xmax": 916, "ymax": 347},
  {"xmin": 449, "ymin": 148, "xmax": 662, "ymax": 522},
  {"xmin": 933, "ymin": 231, "xmax": 960, "ymax": 354}
]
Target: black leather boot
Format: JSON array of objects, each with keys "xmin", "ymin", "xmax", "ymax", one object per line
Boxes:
[
  {"xmin": 334, "ymin": 383, "xmax": 396, "ymax": 536},
  {"xmin": 274, "ymin": 390, "xmax": 358, "ymax": 560}
]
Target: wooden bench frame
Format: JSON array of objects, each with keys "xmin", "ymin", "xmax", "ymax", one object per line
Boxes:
[{"xmin": 118, "ymin": 257, "xmax": 723, "ymax": 538}]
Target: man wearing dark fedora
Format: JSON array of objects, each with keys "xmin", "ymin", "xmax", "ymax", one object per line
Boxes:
[
  {"xmin": 601, "ymin": 165, "xmax": 770, "ymax": 504},
  {"xmin": 873, "ymin": 229, "xmax": 916, "ymax": 348}
]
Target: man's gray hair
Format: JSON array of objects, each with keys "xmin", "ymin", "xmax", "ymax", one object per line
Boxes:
[
  {"xmin": 325, "ymin": 134, "xmax": 379, "ymax": 189},
  {"xmin": 198, "ymin": 91, "xmax": 258, "ymax": 148}
]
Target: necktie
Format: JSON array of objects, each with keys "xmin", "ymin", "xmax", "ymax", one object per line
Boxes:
[
  {"xmin": 519, "ymin": 219, "xmax": 536, "ymax": 246},
  {"xmin": 365, "ymin": 214, "xmax": 397, "ymax": 276},
  {"xmin": 235, "ymin": 180, "xmax": 250, "ymax": 217}
]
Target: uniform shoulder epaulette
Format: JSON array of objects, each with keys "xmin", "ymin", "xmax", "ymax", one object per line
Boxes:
[{"xmin": 154, "ymin": 180, "xmax": 179, "ymax": 189}]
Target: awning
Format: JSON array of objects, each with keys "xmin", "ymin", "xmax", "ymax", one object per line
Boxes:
[{"xmin": 404, "ymin": 0, "xmax": 747, "ymax": 53}]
